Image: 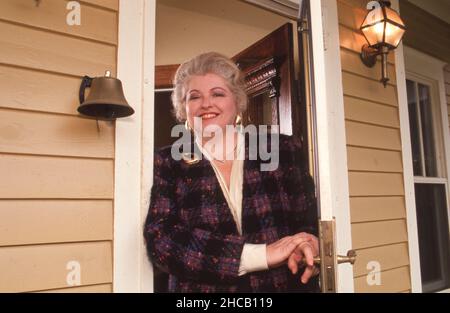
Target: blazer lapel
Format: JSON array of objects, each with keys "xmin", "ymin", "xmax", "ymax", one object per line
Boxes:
[{"xmin": 182, "ymin": 140, "xmax": 241, "ymax": 235}]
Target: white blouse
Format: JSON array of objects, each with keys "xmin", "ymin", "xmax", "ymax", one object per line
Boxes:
[{"xmin": 196, "ymin": 130, "xmax": 268, "ymax": 276}]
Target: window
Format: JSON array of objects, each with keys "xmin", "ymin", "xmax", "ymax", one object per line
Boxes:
[{"xmin": 406, "ymin": 77, "xmax": 450, "ymax": 292}]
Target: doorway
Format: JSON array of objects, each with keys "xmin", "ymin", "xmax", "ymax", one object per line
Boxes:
[{"xmin": 154, "ymin": 0, "xmax": 306, "ymax": 292}]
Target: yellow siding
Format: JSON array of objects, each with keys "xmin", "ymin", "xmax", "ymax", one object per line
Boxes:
[
  {"xmin": 0, "ymin": 0, "xmax": 118, "ymax": 44},
  {"xmin": 0, "ymin": 242, "xmax": 113, "ymax": 292},
  {"xmin": 0, "ymin": 200, "xmax": 113, "ymax": 246},
  {"xmin": 0, "ymin": 109, "xmax": 114, "ymax": 158},
  {"xmin": 354, "ymin": 267, "xmax": 411, "ymax": 293},
  {"xmin": 0, "ymin": 65, "xmax": 83, "ymax": 115},
  {"xmin": 350, "ymin": 197, "xmax": 406, "ymax": 223},
  {"xmin": 0, "ymin": 21, "xmax": 116, "ymax": 77},
  {"xmin": 353, "ymin": 243, "xmax": 410, "ymax": 277},
  {"xmin": 0, "ymin": 0, "xmax": 117, "ymax": 292},
  {"xmin": 338, "ymin": 0, "xmax": 411, "ymax": 292}
]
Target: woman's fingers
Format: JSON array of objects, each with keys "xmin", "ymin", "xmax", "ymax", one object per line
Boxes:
[
  {"xmin": 266, "ymin": 233, "xmax": 320, "ymax": 272},
  {"xmin": 294, "ymin": 232, "xmax": 319, "ymax": 254},
  {"xmin": 287, "ymin": 252, "xmax": 302, "ymax": 274},
  {"xmin": 297, "ymin": 243, "xmax": 315, "ymax": 283},
  {"xmin": 267, "ymin": 236, "xmax": 310, "ymax": 268},
  {"xmin": 301, "ymin": 265, "xmax": 315, "ymax": 284},
  {"xmin": 287, "ymin": 254, "xmax": 296, "ymax": 274},
  {"xmin": 295, "ymin": 242, "xmax": 314, "ymax": 267},
  {"xmin": 305, "ymin": 244, "xmax": 315, "ymax": 267},
  {"xmin": 271, "ymin": 232, "xmax": 321, "ymax": 284}
]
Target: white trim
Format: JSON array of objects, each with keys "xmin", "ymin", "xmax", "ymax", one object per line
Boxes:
[
  {"xmin": 155, "ymin": 88, "xmax": 175, "ymax": 93},
  {"xmin": 310, "ymin": 0, "xmax": 354, "ymax": 292},
  {"xmin": 114, "ymin": 0, "xmax": 155, "ymax": 292},
  {"xmin": 243, "ymin": 0, "xmax": 298, "ymax": 19},
  {"xmin": 391, "ymin": 3, "xmax": 423, "ymax": 291},
  {"xmin": 414, "ymin": 177, "xmax": 448, "ymax": 184},
  {"xmin": 391, "ymin": 0, "xmax": 425, "ymax": 293},
  {"xmin": 141, "ymin": 0, "xmax": 157, "ymax": 293}
]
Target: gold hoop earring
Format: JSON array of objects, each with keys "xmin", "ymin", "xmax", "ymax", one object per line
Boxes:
[
  {"xmin": 185, "ymin": 120, "xmax": 192, "ymax": 131},
  {"xmin": 235, "ymin": 115, "xmax": 242, "ymax": 125}
]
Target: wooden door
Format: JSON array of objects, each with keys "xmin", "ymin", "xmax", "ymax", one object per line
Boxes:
[{"xmin": 232, "ymin": 23, "xmax": 301, "ymax": 138}]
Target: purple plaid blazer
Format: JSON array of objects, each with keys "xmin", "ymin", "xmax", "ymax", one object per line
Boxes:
[{"xmin": 144, "ymin": 132, "xmax": 319, "ymax": 292}]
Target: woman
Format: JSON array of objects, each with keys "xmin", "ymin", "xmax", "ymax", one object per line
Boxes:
[{"xmin": 144, "ymin": 52, "xmax": 320, "ymax": 292}]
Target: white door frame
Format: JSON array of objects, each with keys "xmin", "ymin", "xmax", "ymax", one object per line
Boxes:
[
  {"xmin": 309, "ymin": 0, "xmax": 354, "ymax": 292},
  {"xmin": 114, "ymin": 0, "xmax": 155, "ymax": 292},
  {"xmin": 113, "ymin": 0, "xmax": 354, "ymax": 293}
]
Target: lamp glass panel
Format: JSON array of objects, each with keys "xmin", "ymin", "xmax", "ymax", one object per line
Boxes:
[
  {"xmin": 385, "ymin": 21, "xmax": 405, "ymax": 47},
  {"xmin": 385, "ymin": 7, "xmax": 405, "ymax": 27},
  {"xmin": 362, "ymin": 22, "xmax": 385, "ymax": 46},
  {"xmin": 362, "ymin": 6, "xmax": 384, "ymax": 27}
]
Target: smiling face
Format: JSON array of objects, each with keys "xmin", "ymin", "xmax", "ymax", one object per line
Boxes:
[{"xmin": 185, "ymin": 73, "xmax": 238, "ymax": 135}]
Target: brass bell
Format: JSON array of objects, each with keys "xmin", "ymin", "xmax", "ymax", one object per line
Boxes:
[{"xmin": 78, "ymin": 70, "xmax": 134, "ymax": 120}]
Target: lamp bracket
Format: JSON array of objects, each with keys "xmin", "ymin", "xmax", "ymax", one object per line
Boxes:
[
  {"xmin": 360, "ymin": 44, "xmax": 378, "ymax": 68},
  {"xmin": 380, "ymin": 0, "xmax": 391, "ymax": 8}
]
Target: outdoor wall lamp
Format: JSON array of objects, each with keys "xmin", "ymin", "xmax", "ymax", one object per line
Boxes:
[
  {"xmin": 360, "ymin": 0, "xmax": 406, "ymax": 87},
  {"xmin": 78, "ymin": 71, "xmax": 134, "ymax": 120}
]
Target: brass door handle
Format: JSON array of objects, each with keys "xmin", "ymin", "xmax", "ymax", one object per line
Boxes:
[
  {"xmin": 302, "ymin": 250, "xmax": 357, "ymax": 266},
  {"xmin": 337, "ymin": 250, "xmax": 357, "ymax": 265}
]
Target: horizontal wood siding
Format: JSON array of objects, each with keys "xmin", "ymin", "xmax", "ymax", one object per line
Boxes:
[
  {"xmin": 0, "ymin": 0, "xmax": 117, "ymax": 292},
  {"xmin": 354, "ymin": 266, "xmax": 411, "ymax": 293},
  {"xmin": 0, "ymin": 241, "xmax": 113, "ymax": 292},
  {"xmin": 0, "ymin": 65, "xmax": 83, "ymax": 115},
  {"xmin": 0, "ymin": 200, "xmax": 113, "ymax": 246},
  {"xmin": 0, "ymin": 0, "xmax": 118, "ymax": 44},
  {"xmin": 338, "ymin": 0, "xmax": 411, "ymax": 292},
  {"xmin": 0, "ymin": 109, "xmax": 114, "ymax": 158}
]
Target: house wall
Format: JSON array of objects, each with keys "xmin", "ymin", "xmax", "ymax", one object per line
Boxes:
[
  {"xmin": 0, "ymin": 0, "xmax": 118, "ymax": 292},
  {"xmin": 337, "ymin": 0, "xmax": 411, "ymax": 292}
]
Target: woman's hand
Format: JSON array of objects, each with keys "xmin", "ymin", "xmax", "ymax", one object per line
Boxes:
[
  {"xmin": 287, "ymin": 233, "xmax": 320, "ymax": 284},
  {"xmin": 266, "ymin": 233, "xmax": 313, "ymax": 269}
]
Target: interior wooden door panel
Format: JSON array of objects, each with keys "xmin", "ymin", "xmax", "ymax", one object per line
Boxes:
[{"xmin": 232, "ymin": 23, "xmax": 300, "ymax": 137}]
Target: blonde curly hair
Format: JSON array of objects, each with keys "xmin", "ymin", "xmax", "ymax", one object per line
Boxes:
[{"xmin": 171, "ymin": 52, "xmax": 248, "ymax": 122}]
